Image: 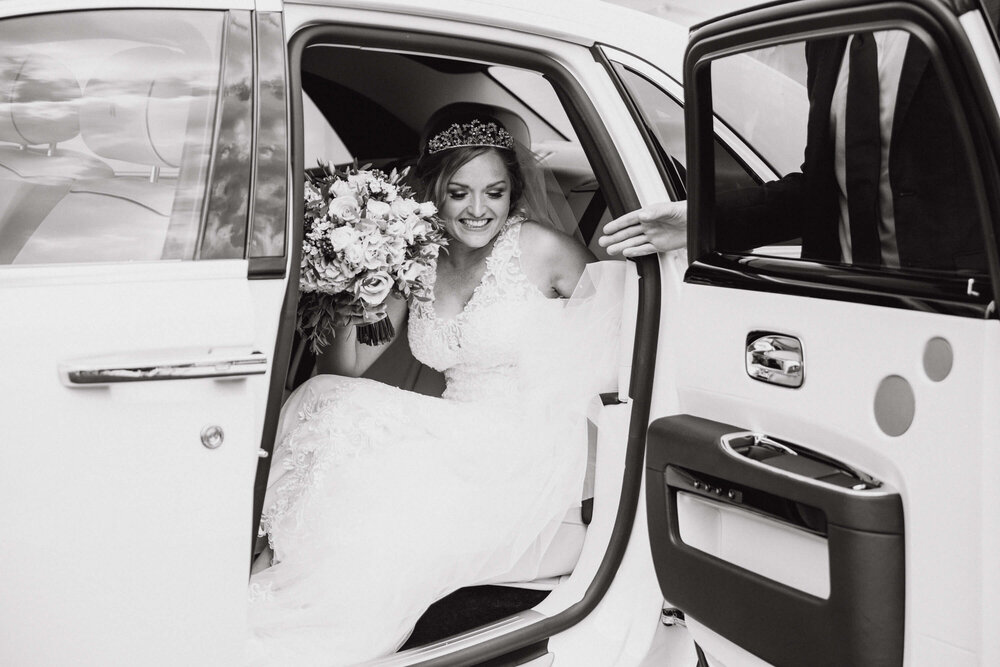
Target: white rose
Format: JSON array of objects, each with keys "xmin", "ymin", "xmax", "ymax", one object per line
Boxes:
[
  {"xmin": 356, "ymin": 271, "xmax": 393, "ymax": 306},
  {"xmin": 354, "ymin": 218, "xmax": 379, "ymax": 237},
  {"xmin": 336, "ymin": 258, "xmax": 359, "ymax": 280},
  {"xmin": 416, "ymin": 201, "xmax": 437, "ymax": 218},
  {"xmin": 329, "ymin": 179, "xmax": 354, "ymax": 199},
  {"xmin": 385, "ymin": 237, "xmax": 406, "ymax": 266},
  {"xmin": 327, "ymin": 225, "xmax": 356, "ymax": 251},
  {"xmin": 365, "ymin": 199, "xmax": 392, "ymax": 220},
  {"xmin": 317, "ymin": 260, "xmax": 351, "ymax": 293},
  {"xmin": 404, "ymin": 215, "xmax": 429, "ymax": 242},
  {"xmin": 343, "ymin": 241, "xmax": 365, "ymax": 266},
  {"xmin": 328, "ymin": 196, "xmax": 361, "ymax": 223},
  {"xmin": 391, "ymin": 197, "xmax": 419, "ymax": 219}
]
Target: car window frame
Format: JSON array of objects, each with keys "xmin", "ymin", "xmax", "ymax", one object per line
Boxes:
[
  {"xmin": 601, "ymin": 44, "xmax": 778, "ymax": 198},
  {"xmin": 684, "ymin": 0, "xmax": 1000, "ymax": 319}
]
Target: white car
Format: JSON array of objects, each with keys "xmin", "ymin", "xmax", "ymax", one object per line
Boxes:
[{"xmin": 2, "ymin": 0, "xmax": 999, "ymax": 665}]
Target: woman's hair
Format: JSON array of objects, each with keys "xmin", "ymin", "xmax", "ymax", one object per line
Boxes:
[{"xmin": 415, "ymin": 143, "xmax": 525, "ymax": 212}]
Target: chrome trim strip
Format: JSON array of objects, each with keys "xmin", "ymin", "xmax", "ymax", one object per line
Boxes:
[
  {"xmin": 62, "ymin": 351, "xmax": 267, "ymax": 385},
  {"xmin": 719, "ymin": 432, "xmax": 890, "ymax": 496}
]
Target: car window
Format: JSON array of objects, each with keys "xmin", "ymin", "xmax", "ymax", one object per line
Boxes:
[
  {"xmin": 0, "ymin": 10, "xmax": 232, "ymax": 266},
  {"xmin": 299, "ymin": 47, "xmax": 593, "ymax": 248},
  {"xmin": 610, "ymin": 62, "xmax": 758, "ymax": 196},
  {"xmin": 711, "ymin": 43, "xmax": 809, "ymax": 176},
  {"xmin": 707, "ymin": 30, "xmax": 989, "ymax": 275},
  {"xmin": 249, "ymin": 11, "xmax": 288, "ymax": 259}
]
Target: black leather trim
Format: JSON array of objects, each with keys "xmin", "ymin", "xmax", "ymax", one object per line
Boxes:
[
  {"xmin": 646, "ymin": 415, "xmax": 905, "ymax": 667},
  {"xmin": 686, "ymin": 252, "xmax": 994, "ymax": 317}
]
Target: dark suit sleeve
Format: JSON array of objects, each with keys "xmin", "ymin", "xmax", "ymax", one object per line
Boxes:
[{"xmin": 715, "ymin": 173, "xmax": 807, "ymax": 251}]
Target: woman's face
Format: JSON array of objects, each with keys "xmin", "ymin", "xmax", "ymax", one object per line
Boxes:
[{"xmin": 438, "ymin": 150, "xmax": 512, "ymax": 250}]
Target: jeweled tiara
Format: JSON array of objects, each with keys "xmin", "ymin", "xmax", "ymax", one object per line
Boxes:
[{"xmin": 426, "ymin": 119, "xmax": 515, "ymax": 154}]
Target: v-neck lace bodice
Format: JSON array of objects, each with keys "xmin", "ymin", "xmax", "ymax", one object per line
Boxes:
[{"xmin": 408, "ymin": 216, "xmax": 549, "ymax": 402}]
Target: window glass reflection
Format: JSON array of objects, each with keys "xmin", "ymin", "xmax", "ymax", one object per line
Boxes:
[
  {"xmin": 0, "ymin": 10, "xmax": 225, "ymax": 266},
  {"xmin": 710, "ymin": 32, "xmax": 986, "ymax": 274}
]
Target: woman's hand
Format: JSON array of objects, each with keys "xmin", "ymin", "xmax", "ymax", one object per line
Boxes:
[
  {"xmin": 315, "ymin": 296, "xmax": 408, "ymax": 377},
  {"xmin": 598, "ymin": 200, "xmax": 687, "ymax": 257}
]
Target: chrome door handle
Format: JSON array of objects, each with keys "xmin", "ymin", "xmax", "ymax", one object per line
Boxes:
[
  {"xmin": 60, "ymin": 349, "xmax": 268, "ymax": 386},
  {"xmin": 745, "ymin": 333, "xmax": 803, "ymax": 388}
]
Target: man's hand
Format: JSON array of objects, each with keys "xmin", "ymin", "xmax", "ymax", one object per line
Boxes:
[{"xmin": 598, "ymin": 200, "xmax": 687, "ymax": 257}]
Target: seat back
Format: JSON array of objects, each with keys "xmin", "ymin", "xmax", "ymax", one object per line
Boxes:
[
  {"xmin": 0, "ymin": 53, "xmax": 114, "ymax": 262},
  {"xmin": 13, "ymin": 47, "xmax": 187, "ymax": 264}
]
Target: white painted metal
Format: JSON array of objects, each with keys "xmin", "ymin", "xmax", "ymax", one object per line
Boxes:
[
  {"xmin": 0, "ymin": 0, "xmax": 253, "ymax": 14},
  {"xmin": 288, "ymin": 0, "xmax": 687, "ymax": 72},
  {"xmin": 0, "ymin": 2, "xmax": 290, "ymax": 664},
  {"xmin": 0, "ymin": 260, "xmax": 272, "ymax": 666},
  {"xmin": 674, "ymin": 283, "xmax": 999, "ymax": 666},
  {"xmin": 661, "ymin": 7, "xmax": 1000, "ymax": 666}
]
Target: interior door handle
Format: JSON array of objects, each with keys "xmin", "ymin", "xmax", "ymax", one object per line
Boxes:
[
  {"xmin": 746, "ymin": 333, "xmax": 803, "ymax": 387},
  {"xmin": 60, "ymin": 349, "xmax": 268, "ymax": 386}
]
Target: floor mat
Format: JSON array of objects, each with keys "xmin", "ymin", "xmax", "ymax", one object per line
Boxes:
[{"xmin": 400, "ymin": 585, "xmax": 550, "ymax": 651}]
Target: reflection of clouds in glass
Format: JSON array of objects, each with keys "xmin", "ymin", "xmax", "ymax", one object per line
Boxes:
[
  {"xmin": 86, "ymin": 73, "xmax": 217, "ymax": 98},
  {"xmin": 13, "ymin": 210, "xmax": 170, "ymax": 264},
  {"xmin": 5, "ymin": 99, "xmax": 80, "ymax": 122},
  {"xmin": 250, "ymin": 16, "xmax": 286, "ymax": 260},
  {"xmin": 0, "ymin": 9, "xmax": 227, "ymax": 265},
  {"xmin": 200, "ymin": 217, "xmax": 245, "ymax": 259}
]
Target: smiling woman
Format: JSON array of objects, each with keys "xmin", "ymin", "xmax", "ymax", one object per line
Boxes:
[
  {"xmin": 0, "ymin": 10, "xmax": 228, "ymax": 265},
  {"xmin": 248, "ymin": 104, "xmax": 618, "ymax": 664}
]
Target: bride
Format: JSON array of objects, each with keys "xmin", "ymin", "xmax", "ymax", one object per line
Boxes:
[{"xmin": 247, "ymin": 106, "xmax": 621, "ymax": 665}]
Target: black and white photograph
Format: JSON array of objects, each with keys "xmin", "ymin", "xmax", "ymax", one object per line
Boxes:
[{"xmin": 2, "ymin": 0, "xmax": 998, "ymax": 665}]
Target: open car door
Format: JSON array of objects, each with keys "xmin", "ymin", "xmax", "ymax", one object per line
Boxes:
[{"xmin": 646, "ymin": 1, "xmax": 1000, "ymax": 665}]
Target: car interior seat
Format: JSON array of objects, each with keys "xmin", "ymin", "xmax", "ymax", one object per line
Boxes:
[
  {"xmin": 13, "ymin": 46, "xmax": 190, "ymax": 264},
  {"xmin": 0, "ymin": 52, "xmax": 114, "ymax": 263}
]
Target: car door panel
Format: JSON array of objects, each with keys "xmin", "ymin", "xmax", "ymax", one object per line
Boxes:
[
  {"xmin": 646, "ymin": 414, "xmax": 904, "ymax": 666},
  {"xmin": 661, "ymin": 275, "xmax": 998, "ymax": 665},
  {"xmin": 641, "ymin": 1, "xmax": 1000, "ymax": 665},
  {"xmin": 0, "ymin": 5, "xmax": 289, "ymax": 665},
  {"xmin": 1, "ymin": 263, "xmax": 263, "ymax": 665}
]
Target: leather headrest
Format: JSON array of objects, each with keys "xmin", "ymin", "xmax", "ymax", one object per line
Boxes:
[
  {"xmin": 0, "ymin": 53, "xmax": 82, "ymax": 146},
  {"xmin": 79, "ymin": 46, "xmax": 189, "ymax": 167}
]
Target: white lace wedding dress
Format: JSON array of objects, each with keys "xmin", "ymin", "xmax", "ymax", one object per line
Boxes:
[{"xmin": 247, "ymin": 217, "xmax": 621, "ymax": 666}]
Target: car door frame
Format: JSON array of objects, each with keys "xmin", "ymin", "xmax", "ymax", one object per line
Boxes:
[{"xmin": 271, "ymin": 12, "xmax": 664, "ymax": 665}]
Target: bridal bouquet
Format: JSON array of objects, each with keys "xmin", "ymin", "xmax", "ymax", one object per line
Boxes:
[{"xmin": 298, "ymin": 162, "xmax": 446, "ymax": 350}]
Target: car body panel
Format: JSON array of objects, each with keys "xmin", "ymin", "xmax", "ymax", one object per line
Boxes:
[{"xmin": 0, "ymin": 3, "xmax": 290, "ymax": 665}]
